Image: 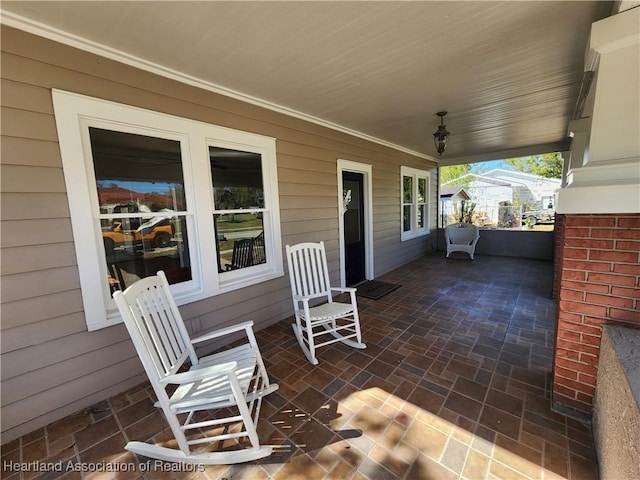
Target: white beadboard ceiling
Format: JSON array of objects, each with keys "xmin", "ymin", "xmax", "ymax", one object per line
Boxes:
[{"xmin": 1, "ymin": 1, "xmax": 613, "ymax": 164}]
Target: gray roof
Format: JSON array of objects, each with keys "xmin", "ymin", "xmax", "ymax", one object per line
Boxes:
[{"xmin": 440, "ymin": 187, "xmax": 471, "ymax": 201}]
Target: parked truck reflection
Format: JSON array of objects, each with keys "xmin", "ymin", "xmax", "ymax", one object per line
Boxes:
[{"xmin": 102, "ymin": 217, "xmax": 174, "ymax": 254}]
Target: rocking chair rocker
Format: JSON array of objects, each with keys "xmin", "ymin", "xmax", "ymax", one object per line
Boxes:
[
  {"xmin": 285, "ymin": 241, "xmax": 366, "ymax": 365},
  {"xmin": 112, "ymin": 271, "xmax": 278, "ymax": 464}
]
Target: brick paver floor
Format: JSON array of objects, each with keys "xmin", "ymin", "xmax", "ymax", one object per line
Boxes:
[{"xmin": 1, "ymin": 253, "xmax": 599, "ymax": 480}]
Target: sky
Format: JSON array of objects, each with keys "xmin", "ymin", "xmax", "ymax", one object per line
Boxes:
[
  {"xmin": 471, "ymin": 160, "xmax": 513, "ymax": 173},
  {"xmin": 97, "ymin": 180, "xmax": 177, "ymax": 195}
]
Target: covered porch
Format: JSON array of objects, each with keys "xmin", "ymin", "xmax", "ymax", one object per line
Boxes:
[{"xmin": 2, "ymin": 253, "xmax": 598, "ymax": 480}]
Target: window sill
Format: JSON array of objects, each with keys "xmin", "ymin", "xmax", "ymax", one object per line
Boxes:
[
  {"xmin": 401, "ymin": 229, "xmax": 431, "ymax": 242},
  {"xmin": 97, "ymin": 268, "xmax": 284, "ymax": 332}
]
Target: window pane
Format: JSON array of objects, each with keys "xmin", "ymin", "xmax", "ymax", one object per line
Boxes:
[
  {"xmin": 214, "ymin": 213, "xmax": 266, "ymax": 272},
  {"xmin": 210, "ymin": 147, "xmax": 264, "ymax": 210},
  {"xmin": 418, "ymin": 178, "xmax": 427, "ymax": 204},
  {"xmin": 403, "ymin": 205, "xmax": 412, "ymax": 232},
  {"xmin": 104, "ymin": 215, "xmax": 192, "ymax": 292},
  {"xmin": 403, "ymin": 176, "xmax": 413, "ymax": 203},
  {"xmin": 91, "ymin": 128, "xmax": 186, "ymax": 213},
  {"xmin": 418, "ymin": 204, "xmax": 425, "ymax": 228},
  {"xmin": 91, "ymin": 128, "xmax": 192, "ymax": 291}
]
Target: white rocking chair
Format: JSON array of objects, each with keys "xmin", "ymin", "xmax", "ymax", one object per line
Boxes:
[
  {"xmin": 285, "ymin": 241, "xmax": 366, "ymax": 365},
  {"xmin": 112, "ymin": 271, "xmax": 278, "ymax": 465},
  {"xmin": 445, "ymin": 222, "xmax": 480, "ymax": 260}
]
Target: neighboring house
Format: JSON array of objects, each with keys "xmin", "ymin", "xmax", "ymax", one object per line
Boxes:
[
  {"xmin": 482, "ymin": 169, "xmax": 560, "ymax": 209},
  {"xmin": 438, "ymin": 186, "xmax": 471, "ymax": 227},
  {"xmin": 1, "ymin": 26, "xmax": 438, "ymax": 441},
  {"xmin": 444, "ymin": 169, "xmax": 561, "ymax": 226},
  {"xmin": 97, "ymin": 185, "xmax": 186, "ymax": 214}
]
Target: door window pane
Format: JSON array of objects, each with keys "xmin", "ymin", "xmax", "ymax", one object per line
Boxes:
[{"xmin": 343, "ymin": 179, "xmax": 362, "ymax": 244}]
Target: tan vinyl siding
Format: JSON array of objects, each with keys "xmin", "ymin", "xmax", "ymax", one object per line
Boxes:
[
  {"xmin": 2, "ymin": 243, "xmax": 78, "ymax": 275},
  {"xmin": 2, "ymin": 218, "xmax": 73, "ymax": 248},
  {"xmin": 1, "ymin": 312, "xmax": 86, "ymax": 353},
  {"xmin": 1, "ymin": 266, "xmax": 81, "ymax": 306},
  {"xmin": 1, "ymin": 192, "xmax": 71, "ymax": 220},
  {"xmin": 0, "ymin": 25, "xmax": 437, "ymax": 442}
]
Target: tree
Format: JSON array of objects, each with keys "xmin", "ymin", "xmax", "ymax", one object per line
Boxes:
[
  {"xmin": 505, "ymin": 153, "xmax": 563, "ymax": 179},
  {"xmin": 454, "ymin": 200, "xmax": 476, "ymax": 223},
  {"xmin": 440, "ymin": 164, "xmax": 471, "ymax": 185}
]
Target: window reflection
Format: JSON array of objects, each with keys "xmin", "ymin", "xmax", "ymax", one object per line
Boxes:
[
  {"xmin": 403, "ymin": 176, "xmax": 413, "ymax": 203},
  {"xmin": 418, "ymin": 178, "xmax": 427, "ymax": 228},
  {"xmin": 104, "ymin": 216, "xmax": 192, "ymax": 292},
  {"xmin": 418, "ymin": 204, "xmax": 425, "ymax": 229},
  {"xmin": 89, "ymin": 128, "xmax": 192, "ymax": 291},
  {"xmin": 418, "ymin": 178, "xmax": 426, "ymax": 204},
  {"xmin": 214, "ymin": 214, "xmax": 266, "ymax": 273},
  {"xmin": 210, "ymin": 147, "xmax": 267, "ymax": 273},
  {"xmin": 403, "ymin": 205, "xmax": 412, "ymax": 232},
  {"xmin": 403, "ymin": 175, "xmax": 413, "ymax": 232},
  {"xmin": 210, "ymin": 147, "xmax": 264, "ymax": 209}
]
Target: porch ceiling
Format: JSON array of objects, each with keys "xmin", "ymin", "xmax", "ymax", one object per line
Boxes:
[{"xmin": 2, "ymin": 1, "xmax": 613, "ymax": 164}]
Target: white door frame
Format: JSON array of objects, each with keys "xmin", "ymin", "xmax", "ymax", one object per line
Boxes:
[{"xmin": 337, "ymin": 159, "xmax": 374, "ymax": 287}]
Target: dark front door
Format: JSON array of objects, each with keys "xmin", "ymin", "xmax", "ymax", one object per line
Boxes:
[{"xmin": 343, "ymin": 171, "xmax": 366, "ymax": 286}]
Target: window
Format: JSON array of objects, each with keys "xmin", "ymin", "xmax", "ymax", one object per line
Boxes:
[
  {"xmin": 401, "ymin": 166, "xmax": 430, "ymax": 240},
  {"xmin": 210, "ymin": 147, "xmax": 267, "ymax": 274},
  {"xmin": 53, "ymin": 90, "xmax": 283, "ymax": 330}
]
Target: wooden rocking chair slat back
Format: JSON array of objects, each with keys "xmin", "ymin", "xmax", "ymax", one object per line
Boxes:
[
  {"xmin": 226, "ymin": 232, "xmax": 267, "ymax": 271},
  {"xmin": 288, "ymin": 242, "xmax": 331, "ymax": 298},
  {"xmin": 112, "ymin": 271, "xmax": 278, "ymax": 465},
  {"xmin": 234, "ymin": 238, "xmax": 254, "ymax": 267},
  {"xmin": 285, "ymin": 241, "xmax": 366, "ymax": 365},
  {"xmin": 119, "ymin": 274, "xmax": 196, "ymax": 379}
]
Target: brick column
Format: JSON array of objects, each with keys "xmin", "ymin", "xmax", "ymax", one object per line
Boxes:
[
  {"xmin": 552, "ymin": 214, "xmax": 640, "ymax": 416},
  {"xmin": 552, "ymin": 214, "xmax": 566, "ymax": 300}
]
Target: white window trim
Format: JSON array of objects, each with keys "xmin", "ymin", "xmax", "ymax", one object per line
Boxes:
[
  {"xmin": 52, "ymin": 90, "xmax": 283, "ymax": 331},
  {"xmin": 401, "ymin": 166, "xmax": 431, "ymax": 241}
]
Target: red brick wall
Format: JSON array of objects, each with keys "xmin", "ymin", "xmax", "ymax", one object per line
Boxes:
[{"xmin": 553, "ymin": 214, "xmax": 640, "ymax": 415}]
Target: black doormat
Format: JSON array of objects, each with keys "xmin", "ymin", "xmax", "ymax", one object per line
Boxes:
[{"xmin": 356, "ymin": 280, "xmax": 401, "ymax": 300}]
